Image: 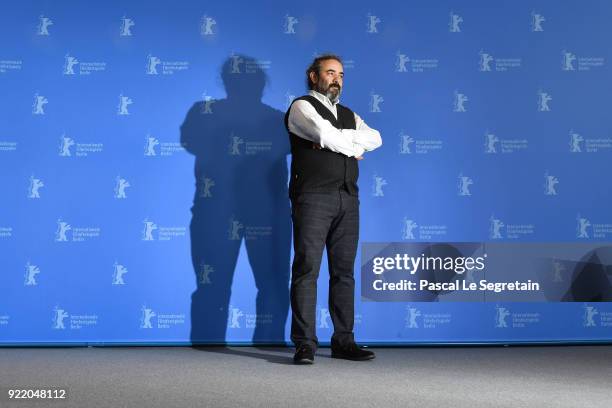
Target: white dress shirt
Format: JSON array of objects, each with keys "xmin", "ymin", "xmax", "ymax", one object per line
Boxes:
[{"xmin": 287, "ymin": 90, "xmax": 382, "ymax": 158}]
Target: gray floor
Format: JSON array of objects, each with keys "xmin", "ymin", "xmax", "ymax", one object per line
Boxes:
[{"xmin": 1, "ymin": 346, "xmax": 611, "ymax": 407}]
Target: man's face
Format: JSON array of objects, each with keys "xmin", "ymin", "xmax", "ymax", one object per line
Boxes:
[{"xmin": 311, "ymin": 59, "xmax": 344, "ymax": 103}]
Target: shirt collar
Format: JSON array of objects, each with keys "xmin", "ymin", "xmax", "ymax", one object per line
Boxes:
[{"xmin": 308, "ymin": 89, "xmax": 339, "ymax": 107}]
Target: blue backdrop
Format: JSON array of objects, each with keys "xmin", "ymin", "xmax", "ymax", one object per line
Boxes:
[{"xmin": 1, "ymin": 0, "xmax": 611, "ymax": 345}]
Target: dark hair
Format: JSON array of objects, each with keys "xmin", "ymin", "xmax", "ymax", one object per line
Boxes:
[{"xmin": 306, "ymin": 54, "xmax": 343, "ymax": 90}]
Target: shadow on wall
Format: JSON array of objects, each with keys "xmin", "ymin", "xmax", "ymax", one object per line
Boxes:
[
  {"xmin": 180, "ymin": 55, "xmax": 291, "ymax": 344},
  {"xmin": 564, "ymin": 246, "xmax": 612, "ymax": 302}
]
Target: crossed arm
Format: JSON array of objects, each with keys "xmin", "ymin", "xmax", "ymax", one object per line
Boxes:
[{"xmin": 287, "ymin": 100, "xmax": 382, "ymax": 159}]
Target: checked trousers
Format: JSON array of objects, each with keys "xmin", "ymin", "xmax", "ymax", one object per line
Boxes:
[{"xmin": 289, "ymin": 187, "xmax": 359, "ymax": 350}]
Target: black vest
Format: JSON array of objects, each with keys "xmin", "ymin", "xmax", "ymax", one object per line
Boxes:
[{"xmin": 284, "ymin": 95, "xmax": 359, "ymax": 198}]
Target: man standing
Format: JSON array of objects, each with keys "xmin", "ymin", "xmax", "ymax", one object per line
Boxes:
[{"xmin": 284, "ymin": 54, "xmax": 382, "ymax": 364}]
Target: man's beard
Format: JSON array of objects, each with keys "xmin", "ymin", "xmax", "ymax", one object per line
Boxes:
[{"xmin": 316, "ymin": 81, "xmax": 341, "ymax": 103}]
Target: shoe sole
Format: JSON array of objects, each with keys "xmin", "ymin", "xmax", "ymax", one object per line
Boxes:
[
  {"xmin": 293, "ymin": 358, "xmax": 314, "ymax": 365},
  {"xmin": 331, "ymin": 352, "xmax": 375, "ymax": 361}
]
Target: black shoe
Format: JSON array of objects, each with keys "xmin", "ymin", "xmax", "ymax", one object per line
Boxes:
[
  {"xmin": 331, "ymin": 342, "xmax": 375, "ymax": 361},
  {"xmin": 293, "ymin": 344, "xmax": 315, "ymax": 364}
]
